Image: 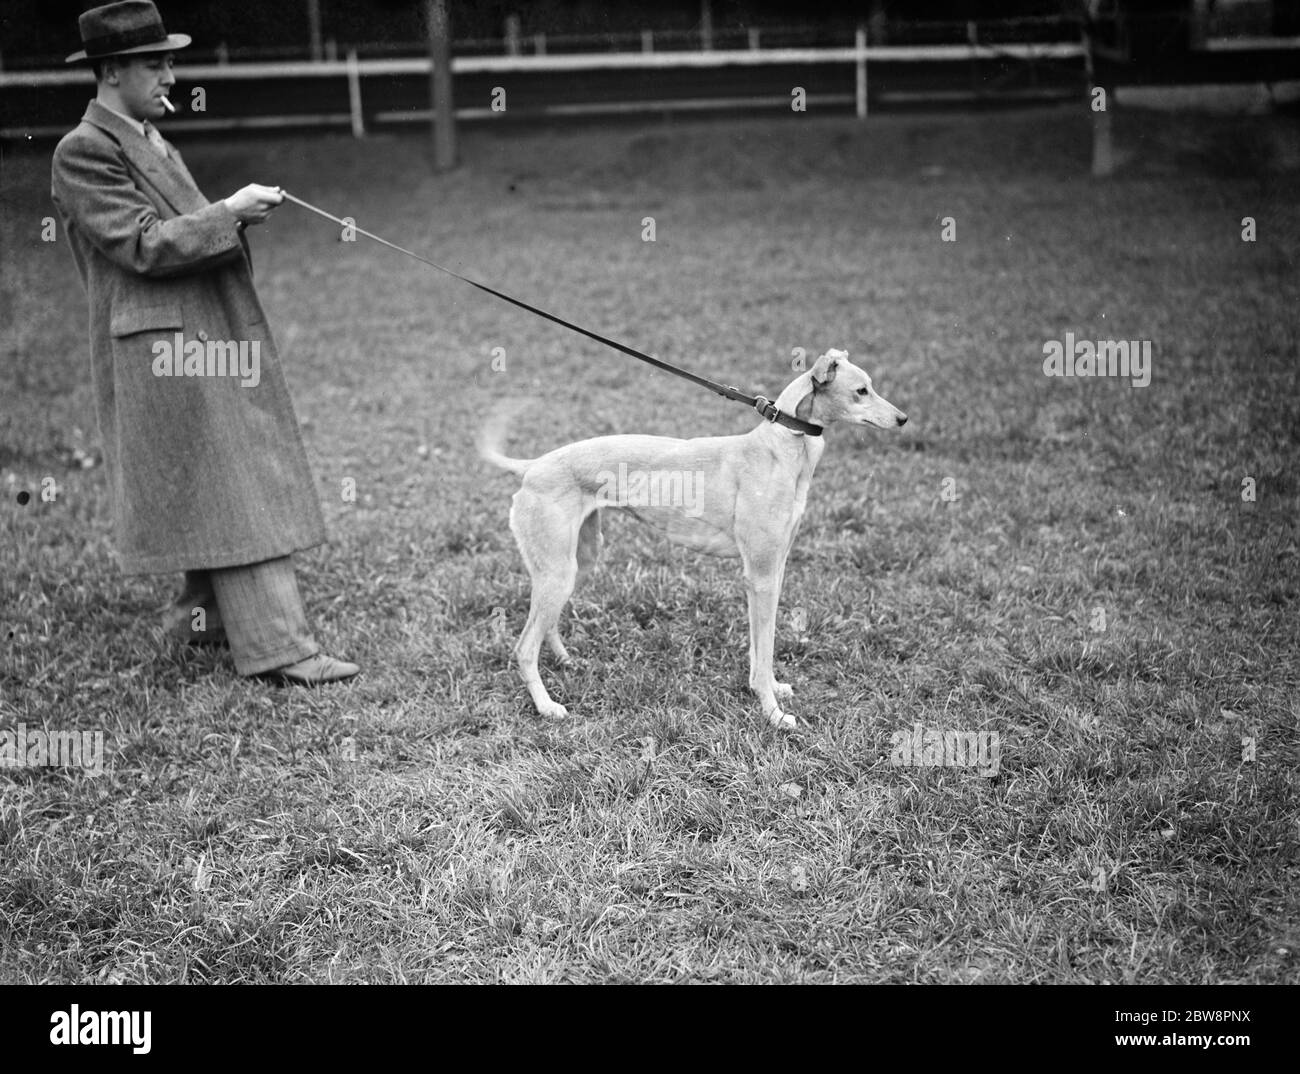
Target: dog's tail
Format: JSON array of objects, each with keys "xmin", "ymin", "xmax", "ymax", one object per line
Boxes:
[{"xmin": 478, "ymin": 398, "xmax": 538, "ymax": 476}]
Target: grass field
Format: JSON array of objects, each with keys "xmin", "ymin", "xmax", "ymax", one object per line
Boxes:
[{"xmin": 1, "ymin": 105, "xmax": 1298, "ymax": 984}]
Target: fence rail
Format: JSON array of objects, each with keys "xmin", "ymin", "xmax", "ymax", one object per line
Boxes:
[
  {"xmin": 0, "ymin": 42, "xmax": 1087, "ymax": 84},
  {"xmin": 4, "ymin": 28, "xmax": 1297, "ymax": 142},
  {"xmin": 1, "ymin": 40, "xmax": 1090, "ymax": 139},
  {"xmin": 0, "ymin": 16, "xmax": 1087, "ymax": 70}
]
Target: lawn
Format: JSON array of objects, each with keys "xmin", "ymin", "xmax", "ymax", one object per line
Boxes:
[{"xmin": 1, "ymin": 104, "xmax": 1297, "ymax": 983}]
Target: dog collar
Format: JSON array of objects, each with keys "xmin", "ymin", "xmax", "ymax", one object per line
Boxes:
[{"xmin": 753, "ymin": 396, "xmax": 823, "ymax": 436}]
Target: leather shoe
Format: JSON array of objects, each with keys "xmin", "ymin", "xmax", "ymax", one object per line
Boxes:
[{"xmin": 260, "ymin": 653, "xmax": 360, "ymax": 686}]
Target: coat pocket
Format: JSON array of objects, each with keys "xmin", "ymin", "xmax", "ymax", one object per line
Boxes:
[{"xmin": 110, "ymin": 304, "xmax": 184, "ymax": 338}]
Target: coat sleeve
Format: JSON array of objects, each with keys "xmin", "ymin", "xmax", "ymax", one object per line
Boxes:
[{"xmin": 51, "ymin": 131, "xmax": 244, "ymax": 280}]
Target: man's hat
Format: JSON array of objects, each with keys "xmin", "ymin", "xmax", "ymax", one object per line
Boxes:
[{"xmin": 65, "ymin": 1, "xmax": 191, "ymax": 64}]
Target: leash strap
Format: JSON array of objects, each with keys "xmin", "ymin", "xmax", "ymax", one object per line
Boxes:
[{"xmin": 279, "ymin": 190, "xmax": 823, "ymax": 437}]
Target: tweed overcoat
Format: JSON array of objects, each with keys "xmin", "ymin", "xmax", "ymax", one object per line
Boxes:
[{"xmin": 50, "ymin": 100, "xmax": 326, "ymax": 574}]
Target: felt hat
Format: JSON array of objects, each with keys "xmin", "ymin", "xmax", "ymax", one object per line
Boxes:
[{"xmin": 66, "ymin": 1, "xmax": 191, "ymax": 64}]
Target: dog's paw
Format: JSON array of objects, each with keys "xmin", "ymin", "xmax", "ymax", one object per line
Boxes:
[
  {"xmin": 773, "ymin": 681, "xmax": 794, "ymax": 701},
  {"xmin": 768, "ymin": 710, "xmax": 798, "ymax": 731},
  {"xmin": 536, "ymin": 699, "xmax": 569, "ymax": 719}
]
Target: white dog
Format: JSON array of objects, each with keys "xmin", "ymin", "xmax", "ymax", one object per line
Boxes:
[{"xmin": 479, "ymin": 349, "xmax": 907, "ymax": 729}]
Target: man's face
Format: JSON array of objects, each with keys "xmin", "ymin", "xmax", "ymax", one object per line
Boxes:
[{"xmin": 105, "ymin": 52, "xmax": 176, "ymax": 121}]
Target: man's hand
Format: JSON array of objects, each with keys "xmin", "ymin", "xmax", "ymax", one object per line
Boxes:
[{"xmin": 224, "ymin": 184, "xmax": 284, "ymax": 227}]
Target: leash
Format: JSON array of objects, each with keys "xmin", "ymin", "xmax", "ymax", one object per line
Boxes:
[{"xmin": 278, "ymin": 190, "xmax": 823, "ymax": 436}]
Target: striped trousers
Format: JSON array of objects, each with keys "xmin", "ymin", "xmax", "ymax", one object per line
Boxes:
[{"xmin": 168, "ymin": 555, "xmax": 319, "ymax": 675}]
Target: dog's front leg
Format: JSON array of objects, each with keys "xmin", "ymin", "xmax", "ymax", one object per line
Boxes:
[
  {"xmin": 742, "ymin": 562, "xmax": 796, "ymax": 730},
  {"xmin": 768, "ymin": 551, "xmax": 795, "ymax": 705}
]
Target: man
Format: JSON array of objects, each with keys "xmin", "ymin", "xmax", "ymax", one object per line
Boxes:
[{"xmin": 51, "ymin": 1, "xmax": 358, "ymax": 685}]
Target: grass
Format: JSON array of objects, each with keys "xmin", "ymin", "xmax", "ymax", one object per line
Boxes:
[{"xmin": 1, "ymin": 104, "xmax": 1298, "ymax": 983}]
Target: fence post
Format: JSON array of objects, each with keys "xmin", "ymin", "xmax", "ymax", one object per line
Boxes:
[
  {"xmin": 307, "ymin": 0, "xmax": 323, "ymax": 62},
  {"xmin": 701, "ymin": 0, "xmax": 713, "ymax": 51},
  {"xmin": 1083, "ymin": 22, "xmax": 1114, "ymax": 177},
  {"xmin": 1190, "ymin": 0, "xmax": 1210, "ymax": 49},
  {"xmin": 856, "ymin": 25, "xmax": 868, "ymax": 119},
  {"xmin": 346, "ymin": 48, "xmax": 364, "ymax": 138},
  {"xmin": 968, "ymin": 20, "xmax": 978, "ymax": 98},
  {"xmin": 748, "ymin": 27, "xmax": 760, "ymax": 51},
  {"xmin": 535, "ymin": 33, "xmax": 546, "ymax": 55},
  {"xmin": 426, "ymin": 0, "xmax": 456, "ymax": 172},
  {"xmin": 505, "ymin": 15, "xmax": 521, "ymax": 56},
  {"xmin": 642, "ymin": 29, "xmax": 653, "ymax": 53}
]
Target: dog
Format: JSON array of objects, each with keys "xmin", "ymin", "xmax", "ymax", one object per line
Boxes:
[{"xmin": 479, "ymin": 348, "xmax": 907, "ymax": 729}]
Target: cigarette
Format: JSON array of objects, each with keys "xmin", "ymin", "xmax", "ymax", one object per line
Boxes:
[{"xmin": 160, "ymin": 96, "xmax": 176, "ymax": 113}]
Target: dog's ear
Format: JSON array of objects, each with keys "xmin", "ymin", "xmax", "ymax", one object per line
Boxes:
[
  {"xmin": 796, "ymin": 349, "xmax": 846, "ymax": 419},
  {"xmin": 810, "ymin": 348, "xmax": 846, "ymax": 388}
]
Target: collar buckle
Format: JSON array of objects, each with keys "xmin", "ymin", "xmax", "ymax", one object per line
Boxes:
[{"xmin": 754, "ymin": 396, "xmax": 780, "ymax": 423}]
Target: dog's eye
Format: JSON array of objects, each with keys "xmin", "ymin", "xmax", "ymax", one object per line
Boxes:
[{"xmin": 856, "ymin": 387, "xmax": 870, "ymax": 396}]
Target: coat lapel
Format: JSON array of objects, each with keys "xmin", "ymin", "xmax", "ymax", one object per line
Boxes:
[{"xmin": 81, "ymin": 100, "xmax": 208, "ymax": 216}]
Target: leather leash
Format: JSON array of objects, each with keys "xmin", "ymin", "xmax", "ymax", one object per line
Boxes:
[{"xmin": 280, "ymin": 190, "xmax": 823, "ymax": 436}]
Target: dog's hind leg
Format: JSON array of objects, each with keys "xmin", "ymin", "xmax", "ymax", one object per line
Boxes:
[
  {"xmin": 544, "ymin": 509, "xmax": 601, "ymax": 666},
  {"xmin": 546, "ymin": 624, "xmax": 572, "ymax": 665},
  {"xmin": 518, "ymin": 566, "xmax": 576, "ymax": 718},
  {"xmin": 545, "ymin": 627, "xmax": 572, "ymax": 665},
  {"xmin": 575, "ymin": 508, "xmax": 603, "ymax": 573},
  {"xmin": 510, "ymin": 491, "xmax": 582, "ymax": 718}
]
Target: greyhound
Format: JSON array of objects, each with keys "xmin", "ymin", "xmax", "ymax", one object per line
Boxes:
[{"xmin": 478, "ymin": 348, "xmax": 907, "ymax": 729}]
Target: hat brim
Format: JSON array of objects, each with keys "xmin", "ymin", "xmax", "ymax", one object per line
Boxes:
[{"xmin": 66, "ymin": 33, "xmax": 191, "ymax": 64}]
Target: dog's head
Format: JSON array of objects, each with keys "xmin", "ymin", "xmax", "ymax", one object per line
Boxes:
[{"xmin": 791, "ymin": 349, "xmax": 907, "ymax": 430}]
